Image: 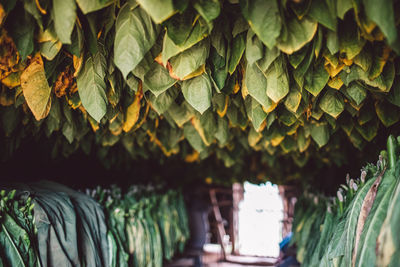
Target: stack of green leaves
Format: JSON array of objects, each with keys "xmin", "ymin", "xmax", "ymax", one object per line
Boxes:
[
  {"xmin": 1, "ymin": 0, "xmax": 400, "ymax": 184},
  {"xmin": 0, "ymin": 182, "xmax": 189, "ymax": 267},
  {"xmin": 88, "ymin": 185, "xmax": 189, "ymax": 267},
  {"xmin": 0, "ymin": 190, "xmax": 40, "ymax": 267},
  {"xmin": 291, "ymin": 135, "xmax": 400, "ymax": 266}
]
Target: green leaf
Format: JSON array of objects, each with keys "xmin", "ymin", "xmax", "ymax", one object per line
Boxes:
[
  {"xmin": 340, "ymin": 63, "xmax": 395, "ymax": 92},
  {"xmin": 304, "ymin": 61, "xmax": 329, "ymax": 97},
  {"xmin": 256, "ymin": 46, "xmax": 280, "ymax": 73},
  {"xmin": 169, "ymin": 39, "xmax": 210, "ymax": 80},
  {"xmin": 245, "ymin": 97, "xmax": 267, "ymax": 131},
  {"xmin": 162, "ymin": 19, "xmax": 209, "ymax": 64},
  {"xmin": 193, "ymin": 0, "xmax": 221, "ymax": 22},
  {"xmin": 143, "ymin": 62, "xmax": 177, "ymax": 97},
  {"xmin": 289, "ymin": 45, "xmax": 308, "ymax": 69},
  {"xmin": 363, "ymin": 0, "xmax": 397, "ymax": 45},
  {"xmin": 77, "ymin": 49, "xmax": 108, "ymax": 122},
  {"xmin": 245, "ymin": 29, "xmax": 263, "ymax": 65},
  {"xmin": 337, "ymin": 0, "xmax": 352, "ymax": 19},
  {"xmin": 53, "ymin": 0, "xmax": 76, "ymax": 44},
  {"xmin": 387, "ymin": 80, "xmax": 400, "ymax": 107},
  {"xmin": 345, "ymin": 82, "xmax": 367, "ymax": 106},
  {"xmin": 277, "ymin": 17, "xmax": 318, "ymax": 54},
  {"xmin": 308, "ymin": 0, "xmax": 336, "ymax": 31},
  {"xmin": 279, "ymin": 109, "xmax": 297, "ymax": 127},
  {"xmin": 228, "ymin": 32, "xmax": 245, "ymax": 74},
  {"xmin": 148, "ymin": 86, "xmax": 179, "ymax": 115},
  {"xmin": 319, "ymin": 90, "xmax": 345, "ymax": 119},
  {"xmin": 76, "ymin": 0, "xmax": 112, "ymax": 14},
  {"xmin": 164, "ymin": 11, "xmax": 196, "ymax": 46},
  {"xmin": 8, "ymin": 10, "xmax": 34, "ymax": 60},
  {"xmin": 284, "ymin": 88, "xmax": 302, "ymax": 113},
  {"xmin": 136, "ymin": 0, "xmax": 175, "ymax": 23},
  {"xmin": 215, "ymin": 117, "xmax": 229, "ymax": 146},
  {"xmin": 245, "ymin": 63, "xmax": 273, "ymax": 109},
  {"xmin": 355, "ymin": 169, "xmax": 397, "ymax": 267},
  {"xmin": 265, "ymin": 56, "xmax": 289, "ymax": 103},
  {"xmin": 167, "ymin": 102, "xmax": 194, "ymax": 127},
  {"xmin": 182, "ymin": 74, "xmax": 212, "ymax": 114},
  {"xmin": 355, "ymin": 118, "xmax": 378, "ymax": 141},
  {"xmin": 310, "ymin": 122, "xmax": 330, "ymax": 147},
  {"xmin": 184, "ymin": 123, "xmax": 206, "ymax": 152},
  {"xmin": 326, "ymin": 30, "xmax": 339, "ymax": 55},
  {"xmin": 375, "ymin": 100, "xmax": 400, "ymax": 127},
  {"xmin": 240, "ymin": 0, "xmax": 281, "ymax": 49},
  {"xmin": 114, "ymin": 3, "xmax": 159, "ymax": 78},
  {"xmin": 339, "ymin": 17, "xmax": 366, "ymax": 60}
]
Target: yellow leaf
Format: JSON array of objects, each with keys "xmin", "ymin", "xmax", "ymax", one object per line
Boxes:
[
  {"xmin": 1, "ymin": 71, "xmax": 21, "ymax": 88},
  {"xmin": 191, "ymin": 117, "xmax": 211, "ymax": 146},
  {"xmin": 341, "ymin": 58, "xmax": 353, "ymax": 66},
  {"xmin": 217, "ymin": 95, "xmax": 229, "ymax": 118},
  {"xmin": 185, "ymin": 150, "xmax": 199, "ymax": 163},
  {"xmin": 0, "ymin": 4, "xmax": 5, "ymax": 26},
  {"xmin": 271, "ymin": 135, "xmax": 284, "ymax": 147},
  {"xmin": 262, "ymin": 100, "xmax": 277, "ymax": 113},
  {"xmin": 88, "ymin": 115, "xmax": 99, "ymax": 132},
  {"xmin": 182, "ymin": 64, "xmax": 205, "ymax": 80},
  {"xmin": 324, "ymin": 63, "xmax": 344, "ymax": 77},
  {"xmin": 122, "ymin": 89, "xmax": 142, "ymax": 132},
  {"xmin": 21, "ymin": 53, "xmax": 52, "ymax": 120},
  {"xmin": 241, "ymin": 80, "xmax": 249, "ymax": 99},
  {"xmin": 233, "ymin": 80, "xmax": 240, "ymax": 94},
  {"xmin": 73, "ymin": 54, "xmax": 84, "ymax": 77},
  {"xmin": 35, "ymin": 0, "xmax": 47, "ymax": 14},
  {"xmin": 327, "ymin": 76, "xmax": 343, "ymax": 90}
]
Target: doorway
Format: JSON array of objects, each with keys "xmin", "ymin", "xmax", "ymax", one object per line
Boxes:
[{"xmin": 237, "ymin": 182, "xmax": 284, "ymax": 257}]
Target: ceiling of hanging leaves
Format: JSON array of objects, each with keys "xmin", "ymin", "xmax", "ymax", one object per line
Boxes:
[{"xmin": 1, "ymin": 0, "xmax": 400, "ymax": 184}]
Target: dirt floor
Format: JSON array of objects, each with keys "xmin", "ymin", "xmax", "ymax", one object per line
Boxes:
[{"xmin": 166, "ymin": 252, "xmax": 277, "ymax": 267}]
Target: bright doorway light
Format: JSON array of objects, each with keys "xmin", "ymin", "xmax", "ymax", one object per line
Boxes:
[{"xmin": 238, "ymin": 182, "xmax": 283, "ymax": 257}]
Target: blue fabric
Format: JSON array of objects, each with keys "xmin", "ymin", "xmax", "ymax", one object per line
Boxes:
[{"xmin": 279, "ymin": 232, "xmax": 293, "ymax": 250}]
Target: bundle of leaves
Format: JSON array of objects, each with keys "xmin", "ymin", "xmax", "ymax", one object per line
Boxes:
[
  {"xmin": 0, "ymin": 189, "xmax": 40, "ymax": 267},
  {"xmin": 1, "ymin": 0, "xmax": 400, "ymax": 185},
  {"xmin": 0, "ymin": 182, "xmax": 189, "ymax": 267},
  {"xmin": 291, "ymin": 135, "xmax": 400, "ymax": 266},
  {"xmin": 87, "ymin": 185, "xmax": 189, "ymax": 267}
]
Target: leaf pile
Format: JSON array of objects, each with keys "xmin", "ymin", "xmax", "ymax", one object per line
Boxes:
[
  {"xmin": 1, "ymin": 0, "xmax": 400, "ymax": 183},
  {"xmin": 291, "ymin": 135, "xmax": 400, "ymax": 266},
  {"xmin": 0, "ymin": 182, "xmax": 189, "ymax": 267}
]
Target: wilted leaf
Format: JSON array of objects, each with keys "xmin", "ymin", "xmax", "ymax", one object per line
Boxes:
[
  {"xmin": 21, "ymin": 53, "xmax": 51, "ymax": 120},
  {"xmin": 123, "ymin": 90, "xmax": 142, "ymax": 132}
]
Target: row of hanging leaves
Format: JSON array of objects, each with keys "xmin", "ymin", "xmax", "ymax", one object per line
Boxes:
[{"xmin": 1, "ymin": 0, "xmax": 400, "ymax": 181}]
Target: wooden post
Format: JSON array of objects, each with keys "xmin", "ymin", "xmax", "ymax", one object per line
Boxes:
[{"xmin": 231, "ymin": 183, "xmax": 243, "ymax": 255}]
